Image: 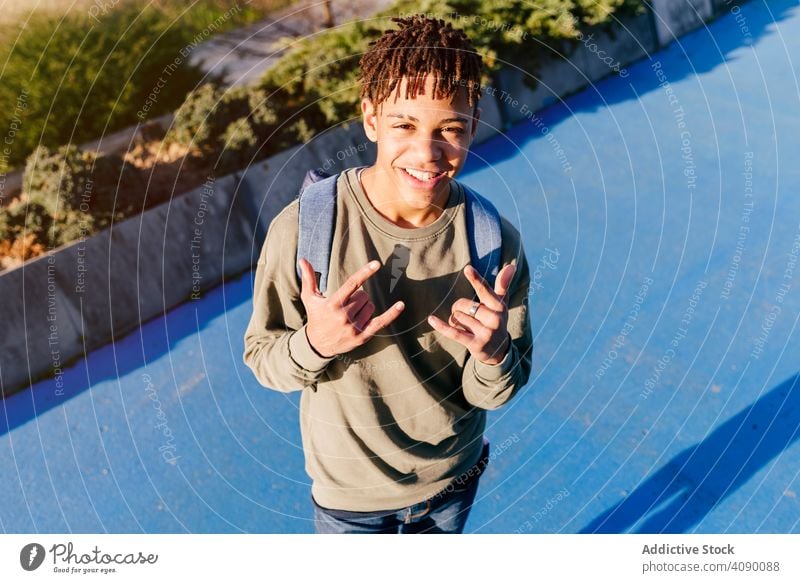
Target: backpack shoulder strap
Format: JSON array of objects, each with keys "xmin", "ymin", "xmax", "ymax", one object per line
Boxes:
[
  {"xmin": 461, "ymin": 182, "xmax": 503, "ymax": 289},
  {"xmin": 296, "ymin": 170, "xmax": 339, "ymax": 294}
]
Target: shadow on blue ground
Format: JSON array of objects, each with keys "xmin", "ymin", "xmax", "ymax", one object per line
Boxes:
[
  {"xmin": 581, "ymin": 373, "xmax": 800, "ymax": 533},
  {"xmin": 0, "ymin": 271, "xmax": 253, "ymax": 437}
]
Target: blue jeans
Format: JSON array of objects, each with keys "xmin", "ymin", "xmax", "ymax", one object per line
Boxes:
[{"xmin": 312, "ymin": 440, "xmax": 490, "ymax": 534}]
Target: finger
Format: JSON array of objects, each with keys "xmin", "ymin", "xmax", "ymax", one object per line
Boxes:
[
  {"xmin": 344, "ymin": 290, "xmax": 370, "ymax": 319},
  {"xmin": 331, "ymin": 260, "xmax": 381, "ymax": 307},
  {"xmin": 358, "ymin": 300, "xmax": 405, "ymax": 338},
  {"xmin": 351, "ymin": 301, "xmax": 377, "ymax": 332},
  {"xmin": 346, "ymin": 297, "xmax": 373, "ymax": 327},
  {"xmin": 448, "ymin": 312, "xmax": 470, "ymax": 332},
  {"xmin": 299, "ymin": 257, "xmax": 321, "ymax": 299},
  {"xmin": 464, "ymin": 264, "xmax": 504, "ymax": 311},
  {"xmin": 450, "ymin": 297, "xmax": 500, "ymax": 319},
  {"xmin": 451, "ymin": 308, "xmax": 500, "ymax": 333},
  {"xmin": 494, "ymin": 263, "xmax": 517, "ymax": 304},
  {"xmin": 449, "ymin": 311, "xmax": 480, "ymax": 334},
  {"xmin": 428, "ymin": 314, "xmax": 475, "ymax": 347}
]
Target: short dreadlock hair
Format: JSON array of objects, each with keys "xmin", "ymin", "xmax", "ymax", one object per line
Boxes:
[{"xmin": 358, "ymin": 15, "xmax": 484, "ymax": 114}]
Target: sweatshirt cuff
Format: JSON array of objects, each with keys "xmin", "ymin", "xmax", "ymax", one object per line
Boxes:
[
  {"xmin": 473, "ymin": 340, "xmax": 514, "ymax": 382},
  {"xmin": 289, "ymin": 324, "xmax": 336, "ymax": 372}
]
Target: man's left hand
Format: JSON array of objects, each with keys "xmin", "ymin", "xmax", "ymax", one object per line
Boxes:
[{"xmin": 428, "ymin": 263, "xmax": 516, "ymax": 365}]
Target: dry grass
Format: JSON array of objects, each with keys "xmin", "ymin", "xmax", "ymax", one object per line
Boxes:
[{"xmin": 0, "ymin": 0, "xmax": 293, "ymax": 26}]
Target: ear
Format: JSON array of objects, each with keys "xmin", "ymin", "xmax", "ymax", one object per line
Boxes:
[
  {"xmin": 362, "ymin": 98, "xmax": 378, "ymax": 143},
  {"xmin": 469, "ymin": 106, "xmax": 482, "ymax": 142}
]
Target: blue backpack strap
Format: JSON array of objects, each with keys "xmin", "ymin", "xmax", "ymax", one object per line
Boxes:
[
  {"xmin": 296, "ymin": 170, "xmax": 338, "ymax": 294},
  {"xmin": 461, "ymin": 183, "xmax": 503, "ymax": 289}
]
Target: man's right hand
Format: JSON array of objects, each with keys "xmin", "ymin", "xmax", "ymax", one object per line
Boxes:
[{"xmin": 298, "ymin": 257, "xmax": 405, "ymax": 358}]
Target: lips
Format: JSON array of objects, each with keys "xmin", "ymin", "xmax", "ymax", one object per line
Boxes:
[
  {"xmin": 396, "ymin": 166, "xmax": 450, "ymax": 190},
  {"xmin": 400, "ymin": 167, "xmax": 445, "ymax": 181}
]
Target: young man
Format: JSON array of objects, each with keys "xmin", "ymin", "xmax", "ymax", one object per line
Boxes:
[{"xmin": 243, "ymin": 15, "xmax": 533, "ymax": 534}]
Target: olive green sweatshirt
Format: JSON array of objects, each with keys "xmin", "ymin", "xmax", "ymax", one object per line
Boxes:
[{"xmin": 243, "ymin": 166, "xmax": 533, "ymax": 512}]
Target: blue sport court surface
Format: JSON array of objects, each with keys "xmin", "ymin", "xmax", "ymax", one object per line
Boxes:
[{"xmin": 2, "ymin": 0, "xmax": 800, "ymax": 533}]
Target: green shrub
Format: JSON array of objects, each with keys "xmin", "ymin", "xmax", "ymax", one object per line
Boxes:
[
  {"xmin": 257, "ymin": 0, "xmax": 644, "ymax": 134},
  {"xmin": 165, "ymin": 0, "xmax": 644, "ymax": 178},
  {"xmin": 0, "ymin": 0, "xmax": 274, "ymax": 173},
  {"xmin": 168, "ymin": 83, "xmax": 223, "ymax": 148},
  {"xmin": 0, "ymin": 198, "xmax": 98, "ymax": 252},
  {"xmin": 169, "ymin": 83, "xmax": 287, "ymax": 169},
  {"xmin": 24, "ymin": 146, "xmax": 94, "ymax": 215},
  {"xmin": 1, "ymin": 200, "xmax": 54, "ymax": 244},
  {"xmin": 217, "ymin": 118, "xmax": 260, "ymax": 174},
  {"xmin": 168, "ymin": 83, "xmax": 249, "ymax": 150},
  {"xmin": 260, "ymin": 19, "xmax": 380, "ymax": 129},
  {"xmin": 23, "ymin": 145, "xmax": 143, "ymax": 228}
]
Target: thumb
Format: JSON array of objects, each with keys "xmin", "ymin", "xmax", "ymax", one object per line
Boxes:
[
  {"xmin": 299, "ymin": 258, "xmax": 321, "ymax": 299},
  {"xmin": 495, "ymin": 262, "xmax": 517, "ymax": 302}
]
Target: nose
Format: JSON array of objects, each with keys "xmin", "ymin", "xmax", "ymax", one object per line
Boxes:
[{"xmin": 410, "ymin": 134, "xmax": 444, "ymax": 164}]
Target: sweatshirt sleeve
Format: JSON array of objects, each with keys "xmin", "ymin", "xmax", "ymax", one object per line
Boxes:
[
  {"xmin": 243, "ymin": 200, "xmax": 336, "ymax": 392},
  {"xmin": 461, "ymin": 219, "xmax": 533, "ymax": 410}
]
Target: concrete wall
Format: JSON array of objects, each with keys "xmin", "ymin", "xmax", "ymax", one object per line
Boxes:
[
  {"xmin": 0, "ymin": 172, "xmax": 256, "ymax": 394},
  {"xmin": 496, "ymin": 11, "xmax": 658, "ymax": 125},
  {"xmin": 651, "ymin": 0, "xmax": 714, "ymax": 46},
  {"xmin": 0, "ymin": 0, "xmax": 745, "ymax": 396}
]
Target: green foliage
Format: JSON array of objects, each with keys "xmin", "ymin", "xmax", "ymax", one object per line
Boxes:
[
  {"xmin": 168, "ymin": 84, "xmax": 254, "ymax": 150},
  {"xmin": 23, "ymin": 144, "xmax": 143, "ymax": 231},
  {"xmin": 169, "ymin": 83, "xmax": 291, "ymax": 169},
  {"xmin": 218, "ymin": 117, "xmax": 259, "ymax": 174},
  {"xmin": 0, "ymin": 197, "xmax": 97, "ymax": 251},
  {"xmin": 24, "ymin": 146, "xmax": 94, "ymax": 216},
  {"xmin": 1, "ymin": 201, "xmax": 53, "ymax": 243},
  {"xmin": 254, "ymin": 0, "xmax": 644, "ymax": 140},
  {"xmin": 0, "ymin": 0, "xmax": 269, "ymax": 173},
  {"xmin": 168, "ymin": 83, "xmax": 226, "ymax": 149},
  {"xmin": 260, "ymin": 19, "xmax": 381, "ymax": 128}
]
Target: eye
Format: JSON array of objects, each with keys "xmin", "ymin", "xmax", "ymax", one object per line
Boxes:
[
  {"xmin": 442, "ymin": 127, "xmax": 465, "ymax": 135},
  {"xmin": 393, "ymin": 123, "xmax": 413, "ymax": 130}
]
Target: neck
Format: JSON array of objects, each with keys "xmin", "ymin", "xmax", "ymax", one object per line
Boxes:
[{"xmin": 359, "ymin": 165, "xmax": 451, "ymax": 228}]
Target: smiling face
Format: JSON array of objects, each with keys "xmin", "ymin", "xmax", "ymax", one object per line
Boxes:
[{"xmin": 361, "ymin": 74, "xmax": 481, "ymax": 219}]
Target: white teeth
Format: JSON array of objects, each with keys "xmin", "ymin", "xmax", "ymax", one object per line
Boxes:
[{"xmin": 403, "ymin": 168, "xmax": 440, "ymax": 181}]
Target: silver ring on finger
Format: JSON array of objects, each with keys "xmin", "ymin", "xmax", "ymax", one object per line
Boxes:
[{"xmin": 468, "ymin": 301, "xmax": 481, "ymax": 317}]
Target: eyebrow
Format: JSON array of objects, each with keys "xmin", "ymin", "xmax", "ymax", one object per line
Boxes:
[{"xmin": 386, "ymin": 113, "xmax": 469, "ymax": 124}]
